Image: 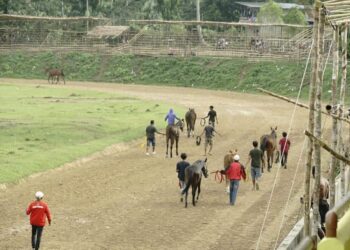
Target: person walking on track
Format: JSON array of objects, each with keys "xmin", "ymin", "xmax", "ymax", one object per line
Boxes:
[
  {"xmin": 26, "ymin": 191, "xmax": 51, "ymax": 250},
  {"xmin": 279, "ymin": 132, "xmax": 291, "ymax": 168},
  {"xmin": 200, "ymin": 123, "xmax": 220, "ymax": 156},
  {"xmin": 226, "ymin": 155, "xmax": 246, "ymax": 206},
  {"xmin": 246, "ymin": 140, "xmax": 264, "ymax": 191},
  {"xmin": 145, "ymin": 120, "xmax": 164, "ymax": 155},
  {"xmin": 176, "ymin": 153, "xmax": 190, "ymax": 201},
  {"xmin": 202, "ymin": 105, "xmax": 218, "ymax": 128}
]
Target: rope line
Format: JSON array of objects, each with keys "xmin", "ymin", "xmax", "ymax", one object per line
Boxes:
[{"xmin": 255, "ymin": 39, "xmax": 314, "ymax": 250}]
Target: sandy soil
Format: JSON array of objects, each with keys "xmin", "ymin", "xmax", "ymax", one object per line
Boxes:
[{"xmin": 0, "ymin": 79, "xmax": 313, "ymax": 250}]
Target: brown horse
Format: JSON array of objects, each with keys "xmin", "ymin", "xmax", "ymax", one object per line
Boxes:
[
  {"xmin": 166, "ymin": 119, "xmax": 184, "ymax": 158},
  {"xmin": 181, "ymin": 159, "xmax": 208, "ymax": 208},
  {"xmin": 260, "ymin": 127, "xmax": 277, "ymax": 172},
  {"xmin": 45, "ymin": 68, "xmax": 65, "ymax": 85},
  {"xmin": 185, "ymin": 108, "xmax": 196, "ymax": 138}
]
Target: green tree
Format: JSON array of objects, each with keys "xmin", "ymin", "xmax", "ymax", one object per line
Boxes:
[
  {"xmin": 257, "ymin": 0, "xmax": 283, "ymax": 24},
  {"xmin": 202, "ymin": 0, "xmax": 240, "ymax": 22},
  {"xmin": 283, "ymin": 7, "xmax": 306, "ymax": 25}
]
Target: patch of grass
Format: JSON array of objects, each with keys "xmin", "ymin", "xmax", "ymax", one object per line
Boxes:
[{"xmin": 0, "ymin": 84, "xmax": 184, "ymax": 183}]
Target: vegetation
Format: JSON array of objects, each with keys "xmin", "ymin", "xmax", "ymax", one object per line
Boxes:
[
  {"xmin": 257, "ymin": 0, "xmax": 284, "ymax": 24},
  {"xmin": 0, "ymin": 51, "xmax": 339, "ymax": 100},
  {"xmin": 283, "ymin": 7, "xmax": 307, "ymax": 25},
  {"xmin": 0, "ymin": 0, "xmax": 304, "ymax": 23},
  {"xmin": 0, "ymin": 83, "xmax": 184, "ymax": 183}
]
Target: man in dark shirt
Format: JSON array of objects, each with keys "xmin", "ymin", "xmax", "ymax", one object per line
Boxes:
[
  {"xmin": 176, "ymin": 153, "xmax": 190, "ymax": 202},
  {"xmin": 145, "ymin": 120, "xmax": 163, "ymax": 155},
  {"xmin": 203, "ymin": 105, "xmax": 218, "ymax": 128},
  {"xmin": 246, "ymin": 140, "xmax": 264, "ymax": 191},
  {"xmin": 200, "ymin": 124, "xmax": 219, "ymax": 156}
]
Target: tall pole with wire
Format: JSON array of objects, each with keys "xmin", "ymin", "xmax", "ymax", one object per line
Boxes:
[
  {"xmin": 338, "ymin": 23, "xmax": 348, "ymax": 198},
  {"xmin": 312, "ymin": 5, "xmax": 325, "ymax": 238},
  {"xmin": 304, "ymin": 1, "xmax": 320, "ymax": 237},
  {"xmin": 330, "ymin": 26, "xmax": 339, "ymax": 208}
]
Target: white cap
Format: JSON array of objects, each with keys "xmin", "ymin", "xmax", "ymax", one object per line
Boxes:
[
  {"xmin": 233, "ymin": 154, "xmax": 240, "ymax": 161},
  {"xmin": 35, "ymin": 191, "xmax": 44, "ymax": 199}
]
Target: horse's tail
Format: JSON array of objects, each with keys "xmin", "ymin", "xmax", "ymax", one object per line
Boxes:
[
  {"xmin": 260, "ymin": 136, "xmax": 267, "ymax": 151},
  {"xmin": 181, "ymin": 181, "xmax": 191, "ymax": 195}
]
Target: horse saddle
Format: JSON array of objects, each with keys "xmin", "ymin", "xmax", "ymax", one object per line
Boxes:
[{"xmin": 196, "ymin": 136, "xmax": 201, "ymax": 146}]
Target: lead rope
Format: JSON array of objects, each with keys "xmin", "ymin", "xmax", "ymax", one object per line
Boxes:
[{"xmin": 255, "ymin": 39, "xmax": 314, "ymax": 250}]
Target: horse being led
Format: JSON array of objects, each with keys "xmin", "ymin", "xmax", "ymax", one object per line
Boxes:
[
  {"xmin": 45, "ymin": 68, "xmax": 65, "ymax": 85},
  {"xmin": 260, "ymin": 127, "xmax": 277, "ymax": 172},
  {"xmin": 185, "ymin": 108, "xmax": 196, "ymax": 138},
  {"xmin": 166, "ymin": 119, "xmax": 184, "ymax": 158},
  {"xmin": 181, "ymin": 159, "xmax": 208, "ymax": 208}
]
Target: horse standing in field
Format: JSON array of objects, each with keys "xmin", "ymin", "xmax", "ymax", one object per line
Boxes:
[
  {"xmin": 181, "ymin": 159, "xmax": 208, "ymax": 208},
  {"xmin": 185, "ymin": 108, "xmax": 196, "ymax": 138},
  {"xmin": 260, "ymin": 127, "xmax": 277, "ymax": 172},
  {"xmin": 45, "ymin": 68, "xmax": 65, "ymax": 85},
  {"xmin": 166, "ymin": 119, "xmax": 184, "ymax": 158}
]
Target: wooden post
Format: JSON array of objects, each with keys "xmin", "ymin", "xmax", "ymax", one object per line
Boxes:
[
  {"xmin": 304, "ymin": 1, "xmax": 320, "ymax": 237},
  {"xmin": 339, "ymin": 23, "xmax": 348, "ymax": 198},
  {"xmin": 330, "ymin": 26, "xmax": 340, "ymax": 208},
  {"xmin": 312, "ymin": 6, "xmax": 325, "ymax": 238}
]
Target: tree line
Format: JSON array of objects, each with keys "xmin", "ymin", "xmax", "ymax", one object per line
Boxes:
[{"xmin": 0, "ymin": 0, "xmax": 309, "ymax": 24}]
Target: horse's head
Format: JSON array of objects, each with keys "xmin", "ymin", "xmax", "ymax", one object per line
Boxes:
[
  {"xmin": 177, "ymin": 119, "xmax": 184, "ymax": 132},
  {"xmin": 270, "ymin": 126, "xmax": 277, "ymax": 138},
  {"xmin": 189, "ymin": 108, "xmax": 195, "ymax": 113},
  {"xmin": 201, "ymin": 158, "xmax": 209, "ymax": 178}
]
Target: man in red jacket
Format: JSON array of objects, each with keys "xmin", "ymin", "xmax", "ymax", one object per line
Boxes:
[
  {"xmin": 279, "ymin": 132, "xmax": 291, "ymax": 169},
  {"xmin": 26, "ymin": 191, "xmax": 51, "ymax": 250},
  {"xmin": 226, "ymin": 154, "xmax": 245, "ymax": 206}
]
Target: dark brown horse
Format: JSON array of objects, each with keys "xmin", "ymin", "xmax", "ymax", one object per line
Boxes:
[
  {"xmin": 45, "ymin": 68, "xmax": 65, "ymax": 85},
  {"xmin": 181, "ymin": 159, "xmax": 208, "ymax": 208},
  {"xmin": 166, "ymin": 119, "xmax": 184, "ymax": 158},
  {"xmin": 185, "ymin": 108, "xmax": 197, "ymax": 138},
  {"xmin": 260, "ymin": 127, "xmax": 277, "ymax": 172}
]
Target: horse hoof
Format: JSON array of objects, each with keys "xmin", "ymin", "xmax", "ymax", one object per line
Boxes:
[{"xmin": 180, "ymin": 197, "xmax": 183, "ymax": 202}]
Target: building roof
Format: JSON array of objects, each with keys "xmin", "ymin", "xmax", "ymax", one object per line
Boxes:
[
  {"xmin": 87, "ymin": 25, "xmax": 129, "ymax": 39},
  {"xmin": 236, "ymin": 2, "xmax": 304, "ymax": 10}
]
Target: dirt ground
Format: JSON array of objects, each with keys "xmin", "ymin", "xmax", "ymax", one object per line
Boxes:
[{"xmin": 0, "ymin": 79, "xmax": 314, "ymax": 250}]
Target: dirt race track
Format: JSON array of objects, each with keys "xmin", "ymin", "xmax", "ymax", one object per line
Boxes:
[{"xmin": 0, "ymin": 79, "xmax": 313, "ymax": 250}]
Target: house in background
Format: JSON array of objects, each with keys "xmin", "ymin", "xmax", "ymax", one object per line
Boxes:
[{"xmin": 235, "ymin": 2, "xmax": 305, "ymax": 23}]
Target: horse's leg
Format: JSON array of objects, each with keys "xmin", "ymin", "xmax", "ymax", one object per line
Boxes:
[
  {"xmin": 175, "ymin": 136, "xmax": 179, "ymax": 156},
  {"xmin": 47, "ymin": 75, "xmax": 50, "ymax": 84},
  {"xmin": 187, "ymin": 124, "xmax": 190, "ymax": 138},
  {"xmin": 62, "ymin": 75, "xmax": 66, "ymax": 85},
  {"xmin": 185, "ymin": 187, "xmax": 188, "ymax": 208},
  {"xmin": 170, "ymin": 137, "xmax": 174, "ymax": 158},
  {"xmin": 197, "ymin": 179, "xmax": 201, "ymax": 201},
  {"xmin": 192, "ymin": 184, "xmax": 197, "ymax": 206},
  {"xmin": 166, "ymin": 137, "xmax": 169, "ymax": 157}
]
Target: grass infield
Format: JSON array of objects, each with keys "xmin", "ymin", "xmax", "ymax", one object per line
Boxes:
[{"xmin": 0, "ymin": 83, "xmax": 184, "ymax": 183}]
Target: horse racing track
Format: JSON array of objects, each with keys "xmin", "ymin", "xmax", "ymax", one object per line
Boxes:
[{"xmin": 0, "ymin": 79, "xmax": 311, "ymax": 250}]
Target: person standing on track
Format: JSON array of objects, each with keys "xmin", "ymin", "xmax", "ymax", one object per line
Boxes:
[
  {"xmin": 145, "ymin": 120, "xmax": 164, "ymax": 155},
  {"xmin": 246, "ymin": 140, "xmax": 264, "ymax": 191},
  {"xmin": 279, "ymin": 132, "xmax": 291, "ymax": 168},
  {"xmin": 200, "ymin": 123, "xmax": 220, "ymax": 156},
  {"xmin": 202, "ymin": 105, "xmax": 218, "ymax": 128},
  {"xmin": 226, "ymin": 155, "xmax": 245, "ymax": 206},
  {"xmin": 176, "ymin": 153, "xmax": 190, "ymax": 201},
  {"xmin": 26, "ymin": 191, "xmax": 51, "ymax": 250}
]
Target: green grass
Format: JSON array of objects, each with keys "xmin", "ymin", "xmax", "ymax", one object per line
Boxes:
[
  {"xmin": 0, "ymin": 51, "xmax": 343, "ymax": 100},
  {"xmin": 0, "ymin": 83, "xmax": 184, "ymax": 183}
]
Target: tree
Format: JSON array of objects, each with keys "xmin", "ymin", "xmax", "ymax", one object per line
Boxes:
[
  {"xmin": 202, "ymin": 0, "xmax": 240, "ymax": 22},
  {"xmin": 257, "ymin": 0, "xmax": 283, "ymax": 24},
  {"xmin": 283, "ymin": 7, "xmax": 306, "ymax": 25}
]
